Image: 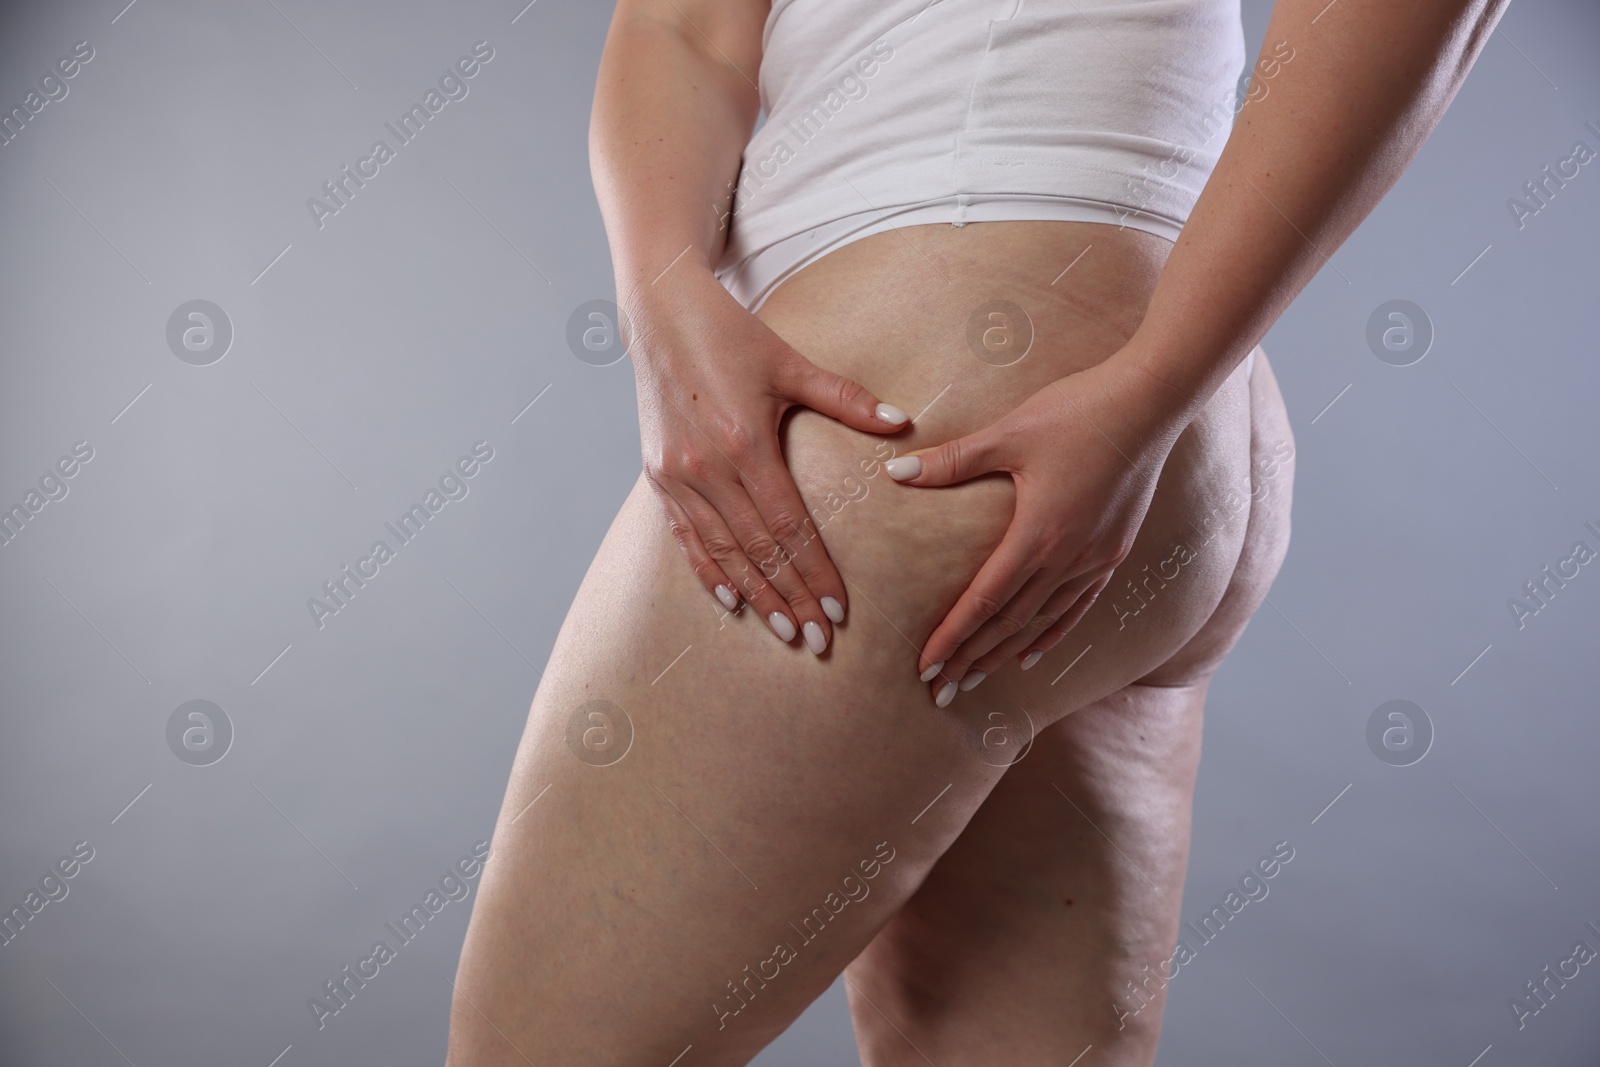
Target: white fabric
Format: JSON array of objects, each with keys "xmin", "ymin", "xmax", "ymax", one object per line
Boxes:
[{"xmin": 714, "ymin": 0, "xmax": 1248, "ymax": 317}]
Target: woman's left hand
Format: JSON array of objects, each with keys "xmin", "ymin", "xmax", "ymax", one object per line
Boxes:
[{"xmin": 884, "ymin": 353, "xmax": 1189, "ymax": 706}]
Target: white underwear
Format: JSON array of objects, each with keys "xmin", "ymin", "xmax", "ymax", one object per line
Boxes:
[
  {"xmin": 720, "ymin": 192, "xmax": 1254, "ymax": 379},
  {"xmin": 713, "ymin": 0, "xmax": 1253, "ymax": 376},
  {"xmin": 719, "ymin": 192, "xmax": 1181, "ymax": 315}
]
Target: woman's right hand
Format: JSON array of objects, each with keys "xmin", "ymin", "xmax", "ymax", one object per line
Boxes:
[{"xmin": 624, "ymin": 268, "xmax": 911, "ymax": 655}]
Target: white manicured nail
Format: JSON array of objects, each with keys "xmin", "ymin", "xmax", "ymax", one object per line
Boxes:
[
  {"xmin": 934, "ymin": 682, "xmax": 957, "ymax": 708},
  {"xmin": 959, "ymin": 671, "xmax": 987, "ymax": 692},
  {"xmin": 1020, "ymin": 650, "xmax": 1043, "ymax": 671},
  {"xmin": 885, "ymin": 456, "xmax": 922, "ymax": 482},
  {"xmin": 803, "ymin": 620, "xmax": 827, "ymax": 655},
  {"xmin": 876, "ymin": 403, "xmax": 909, "ymax": 426},
  {"xmin": 919, "ymin": 660, "xmax": 944, "ymax": 683},
  {"xmin": 768, "ymin": 612, "xmax": 796, "ymax": 642},
  {"xmin": 715, "ymin": 585, "xmax": 739, "ymax": 611},
  {"xmin": 820, "ymin": 596, "xmax": 845, "ymax": 624}
]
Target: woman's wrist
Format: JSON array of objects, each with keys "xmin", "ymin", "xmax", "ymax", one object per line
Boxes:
[
  {"xmin": 617, "ymin": 258, "xmax": 724, "ymax": 320},
  {"xmin": 1096, "ymin": 333, "xmax": 1214, "ymax": 446},
  {"xmin": 614, "ymin": 262, "xmax": 729, "ymax": 362}
]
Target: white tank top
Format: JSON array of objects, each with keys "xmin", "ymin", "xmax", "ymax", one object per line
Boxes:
[{"xmin": 714, "ymin": 0, "xmax": 1248, "ymax": 308}]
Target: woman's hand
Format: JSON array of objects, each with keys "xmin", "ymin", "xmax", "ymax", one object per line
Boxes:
[
  {"xmin": 884, "ymin": 352, "xmax": 1189, "ymax": 705},
  {"xmin": 628, "ymin": 269, "xmax": 912, "ymax": 654}
]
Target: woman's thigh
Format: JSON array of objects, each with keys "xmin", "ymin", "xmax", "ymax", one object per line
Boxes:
[
  {"xmin": 446, "ymin": 220, "xmax": 1257, "ymax": 1067},
  {"xmin": 847, "ymin": 680, "xmax": 1212, "ymax": 1067},
  {"xmin": 844, "ymin": 352, "xmax": 1295, "ymax": 1067}
]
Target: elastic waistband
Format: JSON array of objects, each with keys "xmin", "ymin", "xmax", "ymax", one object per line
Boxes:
[{"xmin": 719, "ymin": 192, "xmax": 1183, "ymax": 314}]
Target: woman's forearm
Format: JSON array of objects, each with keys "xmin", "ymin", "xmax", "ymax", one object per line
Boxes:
[
  {"xmin": 589, "ymin": 3, "xmax": 764, "ymax": 306},
  {"xmin": 1121, "ymin": 0, "xmax": 1509, "ymax": 428}
]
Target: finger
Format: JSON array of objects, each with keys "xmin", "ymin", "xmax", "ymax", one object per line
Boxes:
[
  {"xmin": 937, "ymin": 568, "xmax": 1062, "ymax": 692},
  {"xmin": 652, "ymin": 477, "xmax": 741, "ymax": 613},
  {"xmin": 1020, "ymin": 573, "xmax": 1114, "ymax": 666},
  {"xmin": 884, "ymin": 424, "xmax": 1010, "ymax": 488},
  {"xmin": 917, "ymin": 526, "xmax": 1041, "ymax": 678},
  {"xmin": 972, "ymin": 572, "xmax": 1102, "ymax": 675},
  {"xmin": 779, "ymin": 357, "xmax": 910, "ymax": 434},
  {"xmin": 741, "ymin": 442, "xmax": 851, "ymax": 633},
  {"xmin": 667, "ymin": 478, "xmax": 799, "ymax": 642},
  {"xmin": 699, "ymin": 475, "xmax": 833, "ymax": 654}
]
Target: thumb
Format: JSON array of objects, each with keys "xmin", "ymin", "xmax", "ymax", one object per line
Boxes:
[
  {"xmin": 885, "ymin": 426, "xmax": 1009, "ymax": 488},
  {"xmin": 782, "ymin": 358, "xmax": 911, "ymax": 435}
]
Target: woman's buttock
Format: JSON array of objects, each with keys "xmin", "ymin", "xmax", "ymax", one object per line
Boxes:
[{"xmin": 750, "ymin": 218, "xmax": 1261, "ymax": 719}]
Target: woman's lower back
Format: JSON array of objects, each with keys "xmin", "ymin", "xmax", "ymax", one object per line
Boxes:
[{"xmin": 446, "ymin": 218, "xmax": 1291, "ymax": 1066}]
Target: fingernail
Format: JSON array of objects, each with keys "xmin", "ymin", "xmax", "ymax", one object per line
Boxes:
[
  {"xmin": 1020, "ymin": 650, "xmax": 1043, "ymax": 671},
  {"xmin": 876, "ymin": 403, "xmax": 909, "ymax": 426},
  {"xmin": 934, "ymin": 682, "xmax": 957, "ymax": 708},
  {"xmin": 820, "ymin": 596, "xmax": 845, "ymax": 624},
  {"xmin": 885, "ymin": 456, "xmax": 922, "ymax": 482},
  {"xmin": 919, "ymin": 660, "xmax": 945, "ymax": 683},
  {"xmin": 768, "ymin": 612, "xmax": 796, "ymax": 642},
  {"xmin": 715, "ymin": 585, "xmax": 739, "ymax": 611},
  {"xmin": 959, "ymin": 671, "xmax": 987, "ymax": 692},
  {"xmin": 803, "ymin": 620, "xmax": 827, "ymax": 655}
]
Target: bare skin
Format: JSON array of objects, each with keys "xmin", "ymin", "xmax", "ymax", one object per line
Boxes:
[
  {"xmin": 446, "ymin": 217, "xmax": 1290, "ymax": 1066},
  {"xmin": 844, "ymin": 335, "xmax": 1294, "ymax": 1066},
  {"xmin": 447, "ymin": 0, "xmax": 1505, "ymax": 1061}
]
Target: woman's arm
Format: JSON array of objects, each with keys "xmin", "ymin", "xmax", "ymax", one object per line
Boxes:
[
  {"xmin": 590, "ymin": 0, "xmax": 911, "ymax": 653},
  {"xmin": 889, "ymin": 0, "xmax": 1509, "ymax": 700},
  {"xmin": 1120, "ymin": 0, "xmax": 1509, "ymax": 426},
  {"xmin": 590, "ymin": 0, "xmax": 763, "ymax": 294}
]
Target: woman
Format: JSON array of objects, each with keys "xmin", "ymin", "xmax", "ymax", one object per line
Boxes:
[{"xmin": 447, "ymin": 1, "xmax": 1503, "ymax": 1063}]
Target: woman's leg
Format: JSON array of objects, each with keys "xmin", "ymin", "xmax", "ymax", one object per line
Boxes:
[
  {"xmin": 844, "ymin": 353, "xmax": 1294, "ymax": 1067},
  {"xmin": 445, "ymin": 220, "xmax": 1260, "ymax": 1066}
]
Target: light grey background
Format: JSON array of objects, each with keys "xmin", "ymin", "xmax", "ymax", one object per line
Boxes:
[{"xmin": 1, "ymin": 1, "xmax": 1597, "ymax": 1064}]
